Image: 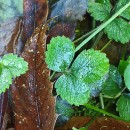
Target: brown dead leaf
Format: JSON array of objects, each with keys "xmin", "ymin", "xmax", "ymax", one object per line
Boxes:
[
  {"xmin": 47, "ymin": 23, "xmax": 76, "ymax": 44},
  {"xmin": 11, "ymin": 23, "xmax": 56, "ymax": 130},
  {"xmin": 35, "ymin": 0, "xmax": 48, "ymax": 26},
  {"xmin": 55, "ymin": 116, "xmax": 130, "ymax": 130},
  {"xmin": 23, "ymin": 0, "xmax": 48, "ymax": 41}
]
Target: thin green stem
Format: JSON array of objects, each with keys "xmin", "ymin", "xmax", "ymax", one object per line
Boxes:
[
  {"xmin": 84, "ymin": 104, "xmax": 121, "ymax": 120},
  {"xmin": 73, "ymin": 29, "xmax": 96, "ymax": 43},
  {"xmin": 75, "ymin": 2, "xmax": 130, "ymax": 52},
  {"xmin": 101, "ymin": 40, "xmax": 112, "ymax": 52},
  {"xmin": 49, "ymin": 71, "xmax": 56, "ymax": 80},
  {"xmin": 92, "ymin": 19, "xmax": 96, "ymax": 43},
  {"xmin": 93, "ymin": 31, "xmax": 104, "ymax": 49},
  {"xmin": 85, "ymin": 101, "xmax": 112, "ymax": 129},
  {"xmin": 99, "ymin": 93, "xmax": 105, "ymax": 109},
  {"xmin": 103, "ymin": 87, "xmax": 127, "ymax": 99},
  {"xmin": 85, "ymin": 112, "xmax": 100, "ymax": 129}
]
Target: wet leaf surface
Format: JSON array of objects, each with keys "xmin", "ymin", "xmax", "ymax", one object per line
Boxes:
[
  {"xmin": 11, "ymin": 24, "xmax": 56, "ymax": 130},
  {"xmin": 55, "ymin": 116, "xmax": 130, "ymax": 130},
  {"xmin": 117, "ymin": 94, "xmax": 130, "ymax": 121}
]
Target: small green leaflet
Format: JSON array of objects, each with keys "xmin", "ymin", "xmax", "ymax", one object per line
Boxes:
[
  {"xmin": 102, "ymin": 65, "xmax": 122, "ymax": 98},
  {"xmin": 45, "ymin": 36, "xmax": 75, "ymax": 72},
  {"xmin": 56, "ymin": 96, "xmax": 75, "ymax": 118},
  {"xmin": 104, "ymin": 18, "xmax": 130, "ymax": 44},
  {"xmin": 88, "ymin": 0, "xmax": 111, "ymax": 21},
  {"xmin": 71, "ymin": 49, "xmax": 109, "ymax": 84},
  {"xmin": 114, "ymin": 0, "xmax": 130, "ymax": 20},
  {"xmin": 124, "ymin": 64, "xmax": 130, "ymax": 90},
  {"xmin": 55, "ymin": 74, "xmax": 90, "ymax": 106},
  {"xmin": 72, "ymin": 127, "xmax": 86, "ymax": 130},
  {"xmin": 90, "ymin": 74, "xmax": 108, "ymax": 97},
  {"xmin": 0, "ymin": 54, "xmax": 28, "ymax": 94},
  {"xmin": 116, "ymin": 94, "xmax": 130, "ymax": 121},
  {"xmin": 118, "ymin": 59, "xmax": 129, "ymax": 76},
  {"xmin": 88, "ymin": 0, "xmax": 130, "ymax": 43},
  {"xmin": 0, "ymin": 68, "xmax": 12, "ymax": 93},
  {"xmin": 2, "ymin": 54, "xmax": 28, "ymax": 77}
]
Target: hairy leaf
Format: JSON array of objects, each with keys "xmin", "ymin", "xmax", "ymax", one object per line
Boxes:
[
  {"xmin": 55, "ymin": 74, "xmax": 90, "ymax": 106},
  {"xmin": 0, "ymin": 68, "xmax": 12, "ymax": 93},
  {"xmin": 56, "ymin": 96, "xmax": 75, "ymax": 117},
  {"xmin": 104, "ymin": 18, "xmax": 130, "ymax": 43},
  {"xmin": 102, "ymin": 65, "xmax": 122, "ymax": 97},
  {"xmin": 118, "ymin": 60, "xmax": 129, "ymax": 76},
  {"xmin": 90, "ymin": 74, "xmax": 108, "ymax": 97},
  {"xmin": 71, "ymin": 49, "xmax": 109, "ymax": 84},
  {"xmin": 88, "ymin": 0, "xmax": 130, "ymax": 43},
  {"xmin": 116, "ymin": 94, "xmax": 130, "ymax": 121},
  {"xmin": 46, "ymin": 36, "xmax": 75, "ymax": 72},
  {"xmin": 56, "ymin": 96, "xmax": 75, "ymax": 127},
  {"xmin": 88, "ymin": 0, "xmax": 111, "ymax": 21},
  {"xmin": 124, "ymin": 64, "xmax": 130, "ymax": 90},
  {"xmin": 0, "ymin": 54, "xmax": 28, "ymax": 94},
  {"xmin": 115, "ymin": 0, "xmax": 130, "ymax": 20},
  {"xmin": 2, "ymin": 54, "xmax": 28, "ymax": 77}
]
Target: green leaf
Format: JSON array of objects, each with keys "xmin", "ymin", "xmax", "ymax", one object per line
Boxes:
[
  {"xmin": 0, "ymin": 54, "xmax": 28, "ymax": 94},
  {"xmin": 88, "ymin": 0, "xmax": 111, "ymax": 21},
  {"xmin": 118, "ymin": 60, "xmax": 129, "ymax": 76},
  {"xmin": 90, "ymin": 74, "xmax": 108, "ymax": 97},
  {"xmin": 2, "ymin": 54, "xmax": 28, "ymax": 77},
  {"xmin": 114, "ymin": 0, "xmax": 130, "ymax": 20},
  {"xmin": 55, "ymin": 74, "xmax": 90, "ymax": 106},
  {"xmin": 56, "ymin": 96, "xmax": 75, "ymax": 127},
  {"xmin": 116, "ymin": 94, "xmax": 130, "ymax": 121},
  {"xmin": 56, "ymin": 96, "xmax": 75, "ymax": 117},
  {"xmin": 72, "ymin": 127, "xmax": 86, "ymax": 130},
  {"xmin": 124, "ymin": 64, "xmax": 130, "ymax": 90},
  {"xmin": 0, "ymin": 68, "xmax": 12, "ymax": 93},
  {"xmin": 45, "ymin": 36, "xmax": 75, "ymax": 72},
  {"xmin": 102, "ymin": 65, "xmax": 122, "ymax": 97},
  {"xmin": 88, "ymin": 0, "xmax": 130, "ymax": 43},
  {"xmin": 71, "ymin": 49, "xmax": 109, "ymax": 84},
  {"xmin": 104, "ymin": 18, "xmax": 130, "ymax": 44},
  {"xmin": 0, "ymin": 61, "xmax": 3, "ymax": 75}
]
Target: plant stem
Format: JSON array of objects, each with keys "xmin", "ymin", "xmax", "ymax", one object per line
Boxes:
[
  {"xmin": 84, "ymin": 104, "xmax": 121, "ymax": 120},
  {"xmin": 99, "ymin": 93, "xmax": 105, "ymax": 110},
  {"xmin": 73, "ymin": 29, "xmax": 96, "ymax": 44},
  {"xmin": 103, "ymin": 87, "xmax": 127, "ymax": 99},
  {"xmin": 85, "ymin": 101, "xmax": 111, "ymax": 129},
  {"xmin": 85, "ymin": 112, "xmax": 100, "ymax": 129},
  {"xmin": 93, "ymin": 31, "xmax": 104, "ymax": 49},
  {"xmin": 75, "ymin": 2, "xmax": 130, "ymax": 52},
  {"xmin": 101, "ymin": 39, "xmax": 112, "ymax": 52},
  {"xmin": 49, "ymin": 71, "xmax": 56, "ymax": 80},
  {"xmin": 92, "ymin": 19, "xmax": 96, "ymax": 44}
]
